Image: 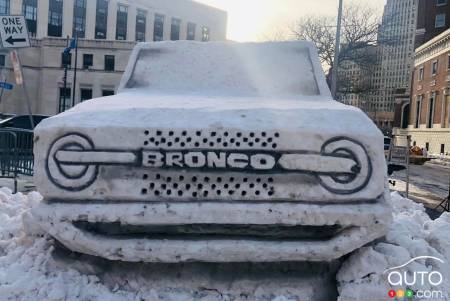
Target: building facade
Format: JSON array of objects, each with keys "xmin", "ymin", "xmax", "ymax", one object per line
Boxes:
[
  {"xmin": 397, "ymin": 28, "xmax": 450, "ymax": 154},
  {"xmin": 415, "ymin": 0, "xmax": 450, "ymax": 48},
  {"xmin": 0, "ymin": 0, "xmax": 227, "ymax": 115},
  {"xmin": 367, "ymin": 0, "xmax": 418, "ymax": 133},
  {"xmin": 336, "ymin": 45, "xmax": 384, "ymax": 129}
]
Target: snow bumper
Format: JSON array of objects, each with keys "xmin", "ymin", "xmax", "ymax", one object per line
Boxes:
[{"xmin": 32, "ymin": 195, "xmax": 391, "ymax": 262}]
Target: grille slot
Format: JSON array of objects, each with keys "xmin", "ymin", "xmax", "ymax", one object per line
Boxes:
[
  {"xmin": 74, "ymin": 221, "xmax": 344, "ymax": 240},
  {"xmin": 141, "ymin": 172, "xmax": 276, "ymax": 199},
  {"xmin": 143, "ymin": 129, "xmax": 280, "ymax": 149}
]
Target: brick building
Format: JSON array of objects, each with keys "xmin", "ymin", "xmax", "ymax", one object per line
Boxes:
[
  {"xmin": 415, "ymin": 0, "xmax": 450, "ymax": 48},
  {"xmin": 396, "ymin": 28, "xmax": 450, "ymax": 154}
]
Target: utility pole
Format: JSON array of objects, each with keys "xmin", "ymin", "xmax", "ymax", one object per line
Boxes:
[
  {"xmin": 71, "ymin": 34, "xmax": 78, "ymax": 107},
  {"xmin": 62, "ymin": 36, "xmax": 69, "ymax": 113},
  {"xmin": 331, "ymin": 0, "xmax": 344, "ymax": 99}
]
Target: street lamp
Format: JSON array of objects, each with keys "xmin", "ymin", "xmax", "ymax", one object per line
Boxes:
[{"xmin": 331, "ymin": 0, "xmax": 344, "ymax": 99}]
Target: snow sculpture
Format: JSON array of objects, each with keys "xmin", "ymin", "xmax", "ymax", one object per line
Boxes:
[{"xmin": 32, "ymin": 41, "xmax": 392, "ymax": 262}]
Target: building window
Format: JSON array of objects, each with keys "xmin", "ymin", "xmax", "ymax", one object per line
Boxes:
[
  {"xmin": 48, "ymin": 0, "xmax": 63, "ymax": 37},
  {"xmin": 102, "ymin": 90, "xmax": 114, "ymax": 96},
  {"xmin": 187, "ymin": 22, "xmax": 196, "ymax": 40},
  {"xmin": 83, "ymin": 54, "xmax": 93, "ymax": 69},
  {"xmin": 73, "ymin": 0, "xmax": 86, "ymax": 38},
  {"xmin": 80, "ymin": 88, "xmax": 92, "ymax": 101},
  {"xmin": 202, "ymin": 26, "xmax": 210, "ymax": 42},
  {"xmin": 61, "ymin": 52, "xmax": 72, "ymax": 67},
  {"xmin": 436, "ymin": 0, "xmax": 447, "ymax": 5},
  {"xmin": 448, "ymin": 54, "xmax": 450, "ymax": 70},
  {"xmin": 0, "ymin": 0, "xmax": 10, "ymax": 14},
  {"xmin": 446, "ymin": 90, "xmax": 450, "ymax": 128},
  {"xmin": 58, "ymin": 87, "xmax": 71, "ymax": 113},
  {"xmin": 415, "ymin": 96, "xmax": 422, "ymax": 128},
  {"xmin": 135, "ymin": 9, "xmax": 146, "ymax": 42},
  {"xmin": 170, "ymin": 18, "xmax": 181, "ymax": 41},
  {"xmin": 427, "ymin": 93, "xmax": 436, "ymax": 128},
  {"xmin": 418, "ymin": 66, "xmax": 424, "ymax": 81},
  {"xmin": 153, "ymin": 14, "xmax": 164, "ymax": 41},
  {"xmin": 435, "ymin": 13, "xmax": 446, "ymax": 28},
  {"xmin": 115, "ymin": 4, "xmax": 128, "ymax": 40},
  {"xmin": 432, "ymin": 60, "xmax": 438, "ymax": 75},
  {"xmin": 23, "ymin": 0, "xmax": 37, "ymax": 37},
  {"xmin": 95, "ymin": 0, "xmax": 108, "ymax": 39},
  {"xmin": 104, "ymin": 55, "xmax": 115, "ymax": 71}
]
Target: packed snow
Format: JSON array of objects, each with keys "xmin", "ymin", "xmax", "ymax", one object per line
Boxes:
[
  {"xmin": 337, "ymin": 192, "xmax": 450, "ymax": 301},
  {"xmin": 121, "ymin": 41, "xmax": 326, "ymax": 98},
  {"xmin": 0, "ymin": 188, "xmax": 449, "ymax": 300}
]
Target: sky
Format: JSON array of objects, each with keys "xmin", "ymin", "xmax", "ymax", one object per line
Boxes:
[{"xmin": 196, "ymin": 0, "xmax": 387, "ymax": 42}]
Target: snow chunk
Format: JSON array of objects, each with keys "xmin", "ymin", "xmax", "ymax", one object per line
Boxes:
[{"xmin": 337, "ymin": 192, "xmax": 450, "ymax": 301}]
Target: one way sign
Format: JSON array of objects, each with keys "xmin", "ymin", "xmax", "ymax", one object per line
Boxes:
[{"xmin": 0, "ymin": 16, "xmax": 30, "ymax": 48}]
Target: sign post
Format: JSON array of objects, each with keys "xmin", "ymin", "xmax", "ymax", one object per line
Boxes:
[
  {"xmin": 388, "ymin": 135, "xmax": 411, "ymax": 198},
  {"xmin": 0, "ymin": 15, "xmax": 34, "ymax": 128}
]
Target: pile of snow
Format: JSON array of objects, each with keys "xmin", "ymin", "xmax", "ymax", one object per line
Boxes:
[
  {"xmin": 0, "ymin": 188, "xmax": 449, "ymax": 300},
  {"xmin": 0, "ymin": 188, "xmax": 136, "ymax": 300},
  {"xmin": 337, "ymin": 192, "xmax": 450, "ymax": 301}
]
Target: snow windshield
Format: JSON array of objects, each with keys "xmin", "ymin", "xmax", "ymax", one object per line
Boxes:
[{"xmin": 124, "ymin": 41, "xmax": 321, "ymax": 98}]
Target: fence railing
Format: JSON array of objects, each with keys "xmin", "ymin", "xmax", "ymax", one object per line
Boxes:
[{"xmin": 0, "ymin": 128, "xmax": 34, "ymax": 192}]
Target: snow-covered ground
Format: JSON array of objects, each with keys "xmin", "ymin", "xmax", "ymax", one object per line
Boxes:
[
  {"xmin": 337, "ymin": 192, "xmax": 450, "ymax": 301},
  {"xmin": 0, "ymin": 187, "xmax": 449, "ymax": 300}
]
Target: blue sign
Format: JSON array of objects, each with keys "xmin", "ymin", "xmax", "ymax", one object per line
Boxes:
[{"xmin": 0, "ymin": 82, "xmax": 13, "ymax": 90}]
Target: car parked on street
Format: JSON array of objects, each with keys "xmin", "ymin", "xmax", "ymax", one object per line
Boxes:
[{"xmin": 0, "ymin": 115, "xmax": 49, "ymax": 130}]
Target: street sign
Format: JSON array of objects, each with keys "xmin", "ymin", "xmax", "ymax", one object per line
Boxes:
[
  {"xmin": 10, "ymin": 50, "xmax": 23, "ymax": 85},
  {"xmin": 389, "ymin": 146, "xmax": 408, "ymax": 166},
  {"xmin": 0, "ymin": 81, "xmax": 13, "ymax": 90},
  {"xmin": 0, "ymin": 16, "xmax": 30, "ymax": 48}
]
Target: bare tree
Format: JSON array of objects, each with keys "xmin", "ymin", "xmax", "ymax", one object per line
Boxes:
[
  {"xmin": 257, "ymin": 26, "xmax": 291, "ymax": 42},
  {"xmin": 289, "ymin": 1, "xmax": 406, "ymax": 114},
  {"xmin": 291, "ymin": 3, "xmax": 383, "ymax": 73}
]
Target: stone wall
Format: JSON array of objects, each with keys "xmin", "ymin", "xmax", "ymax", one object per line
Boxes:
[{"xmin": 398, "ymin": 127, "xmax": 450, "ymax": 154}]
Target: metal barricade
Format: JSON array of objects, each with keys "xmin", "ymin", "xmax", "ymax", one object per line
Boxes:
[
  {"xmin": 0, "ymin": 129, "xmax": 18, "ymax": 192},
  {"xmin": 13, "ymin": 129, "xmax": 34, "ymax": 176},
  {"xmin": 0, "ymin": 128, "xmax": 34, "ymax": 192}
]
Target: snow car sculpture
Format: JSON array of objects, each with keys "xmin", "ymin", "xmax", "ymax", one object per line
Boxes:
[{"xmin": 32, "ymin": 41, "xmax": 392, "ymax": 262}]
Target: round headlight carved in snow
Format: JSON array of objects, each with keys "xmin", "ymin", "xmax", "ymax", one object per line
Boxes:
[
  {"xmin": 46, "ymin": 133, "xmax": 99, "ymax": 191},
  {"xmin": 318, "ymin": 137, "xmax": 372, "ymax": 195}
]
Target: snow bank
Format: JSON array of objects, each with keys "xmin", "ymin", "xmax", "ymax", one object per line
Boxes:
[
  {"xmin": 0, "ymin": 187, "xmax": 135, "ymax": 301},
  {"xmin": 1, "ymin": 188, "xmax": 449, "ymax": 300},
  {"xmin": 337, "ymin": 192, "xmax": 450, "ymax": 301}
]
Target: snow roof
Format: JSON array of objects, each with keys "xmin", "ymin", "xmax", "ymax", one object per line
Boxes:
[{"xmin": 119, "ymin": 41, "xmax": 332, "ymax": 99}]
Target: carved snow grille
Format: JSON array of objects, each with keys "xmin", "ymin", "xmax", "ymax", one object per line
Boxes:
[
  {"xmin": 140, "ymin": 172, "xmax": 276, "ymax": 199},
  {"xmin": 143, "ymin": 129, "xmax": 280, "ymax": 149}
]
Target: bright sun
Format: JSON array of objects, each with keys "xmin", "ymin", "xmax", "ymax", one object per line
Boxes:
[{"xmin": 195, "ymin": 0, "xmax": 387, "ymax": 42}]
